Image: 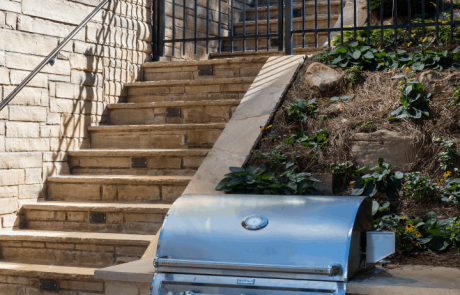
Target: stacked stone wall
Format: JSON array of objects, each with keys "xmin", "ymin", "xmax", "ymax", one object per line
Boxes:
[{"xmin": 0, "ymin": 0, "xmax": 153, "ymax": 230}]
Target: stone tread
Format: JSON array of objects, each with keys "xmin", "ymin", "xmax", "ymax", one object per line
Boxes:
[
  {"xmin": 68, "ymin": 149, "xmax": 210, "ymax": 157},
  {"xmin": 107, "ymin": 99, "xmax": 241, "ymax": 109},
  {"xmin": 88, "ymin": 123, "xmax": 227, "ymax": 132},
  {"xmin": 142, "ymin": 56, "xmax": 269, "ymax": 68},
  {"xmin": 233, "ymin": 14, "xmax": 341, "ymax": 27},
  {"xmin": 23, "ymin": 202, "xmax": 171, "ymax": 213},
  {"xmin": 46, "ymin": 175, "xmax": 192, "ymax": 185},
  {"xmin": 246, "ymin": 0, "xmax": 342, "ymax": 12},
  {"xmin": 210, "ymin": 47, "xmax": 321, "ymax": 59},
  {"xmin": 0, "ymin": 261, "xmax": 98, "ymax": 280},
  {"xmin": 123, "ymin": 77, "xmax": 254, "ymax": 87},
  {"xmin": 0, "ymin": 230, "xmax": 153, "ymax": 245}
]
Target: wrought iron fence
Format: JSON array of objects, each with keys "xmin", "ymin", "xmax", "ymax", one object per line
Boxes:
[{"xmin": 153, "ymin": 0, "xmax": 460, "ymax": 59}]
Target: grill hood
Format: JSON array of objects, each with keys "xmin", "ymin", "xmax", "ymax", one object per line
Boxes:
[{"xmin": 154, "ymin": 194, "xmax": 373, "ymax": 283}]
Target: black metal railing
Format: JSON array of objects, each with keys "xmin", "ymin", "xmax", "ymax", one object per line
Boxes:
[
  {"xmin": 154, "ymin": 0, "xmax": 460, "ymax": 59},
  {"xmin": 0, "ymin": 0, "xmax": 111, "ymax": 111}
]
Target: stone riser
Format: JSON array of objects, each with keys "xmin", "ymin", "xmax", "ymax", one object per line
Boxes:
[
  {"xmin": 109, "ymin": 104, "xmax": 238, "ymax": 125},
  {"xmin": 233, "ymin": 16, "xmax": 340, "ymax": 35},
  {"xmin": 245, "ymin": 2, "xmax": 342, "ymax": 21},
  {"xmin": 90, "ymin": 127, "xmax": 225, "ymax": 149},
  {"xmin": 47, "ymin": 181, "xmax": 188, "ymax": 203},
  {"xmin": 23, "ymin": 209, "xmax": 166, "ymax": 235},
  {"xmin": 127, "ymin": 82, "xmax": 252, "ymax": 103},
  {"xmin": 0, "ymin": 240, "xmax": 148, "ymax": 268},
  {"xmin": 70, "ymin": 154, "xmax": 205, "ymax": 176},
  {"xmin": 144, "ymin": 63, "xmax": 264, "ymax": 82},
  {"xmin": 128, "ymin": 91, "xmax": 246, "ymax": 103},
  {"xmin": 0, "ymin": 267, "xmax": 104, "ymax": 295}
]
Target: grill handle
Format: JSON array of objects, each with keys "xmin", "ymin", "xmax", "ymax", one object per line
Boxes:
[{"xmin": 154, "ymin": 258, "xmax": 341, "ymax": 276}]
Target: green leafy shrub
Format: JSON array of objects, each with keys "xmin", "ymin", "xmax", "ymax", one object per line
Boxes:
[
  {"xmin": 286, "ymin": 98, "xmax": 318, "ymax": 122},
  {"xmin": 440, "ymin": 177, "xmax": 460, "ymax": 204},
  {"xmin": 251, "ymin": 147, "xmax": 287, "ymax": 171},
  {"xmin": 404, "ymin": 172, "xmax": 438, "ymax": 202},
  {"xmin": 362, "ymin": 121, "xmax": 375, "ymax": 128},
  {"xmin": 435, "ymin": 137, "xmax": 460, "ymax": 170},
  {"xmin": 282, "ymin": 129, "xmax": 329, "ymax": 150},
  {"xmin": 388, "ymin": 75, "xmax": 431, "ymax": 120},
  {"xmin": 215, "ymin": 163, "xmax": 321, "ymax": 195},
  {"xmin": 352, "ymin": 157, "xmax": 404, "ymax": 200},
  {"xmin": 314, "ymin": 48, "xmax": 331, "ymax": 64},
  {"xmin": 329, "ymin": 161, "xmax": 367, "ymax": 190},
  {"xmin": 345, "ymin": 65, "xmax": 362, "ymax": 86},
  {"xmin": 449, "ymin": 86, "xmax": 460, "ymax": 106}
]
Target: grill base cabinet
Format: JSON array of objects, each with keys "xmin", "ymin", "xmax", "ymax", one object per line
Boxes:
[{"xmin": 150, "ymin": 195, "xmax": 395, "ymax": 295}]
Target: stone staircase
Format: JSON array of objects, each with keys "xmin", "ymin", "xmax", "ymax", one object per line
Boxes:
[
  {"xmin": 222, "ymin": 0, "xmax": 342, "ymax": 53},
  {"xmin": 0, "ymin": 57, "xmax": 267, "ymax": 294}
]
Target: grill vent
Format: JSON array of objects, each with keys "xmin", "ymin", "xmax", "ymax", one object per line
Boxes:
[
  {"xmin": 39, "ymin": 279, "xmax": 58, "ymax": 291},
  {"xmin": 90, "ymin": 212, "xmax": 106, "ymax": 224},
  {"xmin": 131, "ymin": 157, "xmax": 147, "ymax": 168},
  {"xmin": 198, "ymin": 65, "xmax": 213, "ymax": 76}
]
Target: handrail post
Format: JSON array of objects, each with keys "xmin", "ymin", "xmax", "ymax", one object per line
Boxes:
[{"xmin": 284, "ymin": 0, "xmax": 293, "ymax": 55}]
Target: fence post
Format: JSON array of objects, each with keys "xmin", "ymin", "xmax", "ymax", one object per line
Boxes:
[
  {"xmin": 152, "ymin": 0, "xmax": 165, "ymax": 61},
  {"xmin": 278, "ymin": 0, "xmax": 284, "ymax": 52},
  {"xmin": 284, "ymin": 0, "xmax": 293, "ymax": 55}
]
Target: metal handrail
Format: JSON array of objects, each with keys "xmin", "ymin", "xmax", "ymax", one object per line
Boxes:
[{"xmin": 0, "ymin": 0, "xmax": 111, "ymax": 111}]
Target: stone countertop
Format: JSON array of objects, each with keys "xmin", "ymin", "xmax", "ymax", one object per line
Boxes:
[
  {"xmin": 96, "ymin": 261, "xmax": 460, "ymax": 294},
  {"xmin": 348, "ymin": 265, "xmax": 460, "ymax": 295}
]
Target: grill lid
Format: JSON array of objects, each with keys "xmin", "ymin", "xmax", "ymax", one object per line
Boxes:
[{"xmin": 155, "ymin": 194, "xmax": 372, "ymax": 282}]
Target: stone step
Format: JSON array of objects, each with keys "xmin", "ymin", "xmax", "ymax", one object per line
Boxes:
[
  {"xmin": 22, "ymin": 201, "xmax": 171, "ymax": 235},
  {"xmin": 46, "ymin": 175, "xmax": 191, "ymax": 203},
  {"xmin": 0, "ymin": 262, "xmax": 102, "ymax": 294},
  {"xmin": 88, "ymin": 123, "xmax": 226, "ymax": 149},
  {"xmin": 108, "ymin": 100, "xmax": 241, "ymax": 125},
  {"xmin": 69, "ymin": 149, "xmax": 209, "ymax": 176},
  {"xmin": 222, "ymin": 33, "xmax": 331, "ymax": 52},
  {"xmin": 0, "ymin": 230, "xmax": 152, "ymax": 267},
  {"xmin": 209, "ymin": 47, "xmax": 321, "ymax": 59},
  {"xmin": 125, "ymin": 77, "xmax": 254, "ymax": 103},
  {"xmin": 245, "ymin": 1, "xmax": 342, "ymax": 21},
  {"xmin": 233, "ymin": 14, "xmax": 341, "ymax": 35},
  {"xmin": 143, "ymin": 57, "xmax": 267, "ymax": 82}
]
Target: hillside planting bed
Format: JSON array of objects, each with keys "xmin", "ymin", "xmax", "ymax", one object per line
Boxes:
[{"xmin": 217, "ymin": 35, "xmax": 460, "ymax": 267}]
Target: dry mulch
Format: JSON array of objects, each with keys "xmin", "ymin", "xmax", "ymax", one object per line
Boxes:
[{"xmin": 247, "ymin": 55, "xmax": 460, "ymax": 268}]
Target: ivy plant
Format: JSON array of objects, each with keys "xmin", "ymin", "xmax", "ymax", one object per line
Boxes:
[
  {"xmin": 388, "ymin": 75, "xmax": 431, "ymax": 120},
  {"xmin": 351, "ymin": 157, "xmax": 404, "ymax": 200},
  {"xmin": 440, "ymin": 178, "xmax": 460, "ymax": 204},
  {"xmin": 282, "ymin": 129, "xmax": 329, "ymax": 149},
  {"xmin": 435, "ymin": 137, "xmax": 460, "ymax": 170}
]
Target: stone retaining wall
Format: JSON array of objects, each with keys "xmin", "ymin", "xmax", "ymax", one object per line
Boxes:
[{"xmin": 0, "ymin": 0, "xmax": 153, "ymax": 230}]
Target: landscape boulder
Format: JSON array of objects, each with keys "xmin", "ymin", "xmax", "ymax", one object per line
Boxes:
[
  {"xmin": 349, "ymin": 129, "xmax": 414, "ymax": 171},
  {"xmin": 304, "ymin": 62, "xmax": 343, "ymax": 94},
  {"xmin": 419, "ymin": 70, "xmax": 460, "ymax": 95}
]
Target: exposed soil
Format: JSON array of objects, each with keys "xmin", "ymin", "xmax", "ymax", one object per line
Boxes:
[{"xmin": 246, "ymin": 55, "xmax": 460, "ymax": 268}]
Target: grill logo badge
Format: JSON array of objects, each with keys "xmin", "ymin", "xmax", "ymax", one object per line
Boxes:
[{"xmin": 237, "ymin": 278, "xmax": 255, "ymax": 285}]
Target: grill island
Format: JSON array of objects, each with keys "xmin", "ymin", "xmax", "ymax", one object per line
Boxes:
[{"xmin": 150, "ymin": 194, "xmax": 395, "ymax": 295}]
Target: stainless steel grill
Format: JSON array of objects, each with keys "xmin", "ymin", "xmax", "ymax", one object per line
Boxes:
[{"xmin": 150, "ymin": 194, "xmax": 395, "ymax": 295}]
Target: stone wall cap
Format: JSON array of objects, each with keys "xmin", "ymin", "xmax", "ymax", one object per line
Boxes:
[{"xmin": 94, "ymin": 257, "xmax": 155, "ymax": 283}]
